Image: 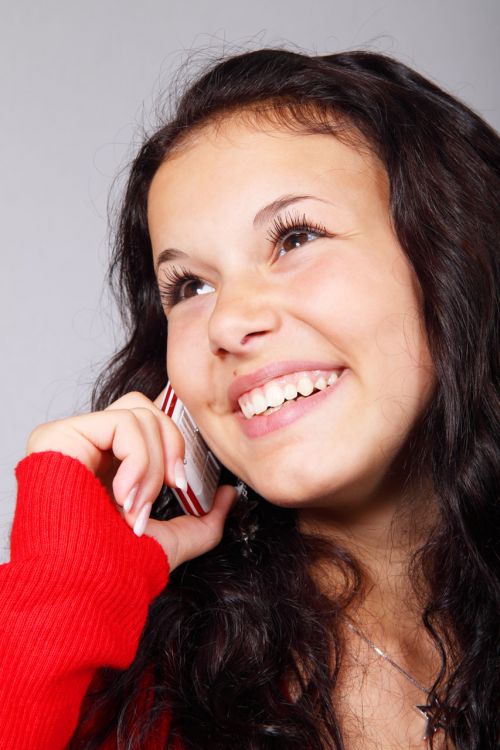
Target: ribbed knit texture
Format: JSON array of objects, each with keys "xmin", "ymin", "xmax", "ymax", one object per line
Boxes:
[{"xmin": 0, "ymin": 451, "xmax": 171, "ymax": 749}]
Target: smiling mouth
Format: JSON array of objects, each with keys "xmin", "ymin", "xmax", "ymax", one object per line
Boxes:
[
  {"xmin": 234, "ymin": 368, "xmax": 348, "ymax": 439},
  {"xmin": 237, "ymin": 369, "xmax": 344, "ymax": 420}
]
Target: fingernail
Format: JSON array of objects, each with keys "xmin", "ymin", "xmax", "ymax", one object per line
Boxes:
[
  {"xmin": 174, "ymin": 458, "xmax": 188, "ymax": 492},
  {"xmin": 133, "ymin": 503, "xmax": 152, "ymax": 537},
  {"xmin": 124, "ymin": 485, "xmax": 139, "ymax": 513}
]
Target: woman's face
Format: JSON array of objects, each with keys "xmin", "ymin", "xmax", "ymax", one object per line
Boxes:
[{"xmin": 148, "ymin": 118, "xmax": 434, "ymax": 512}]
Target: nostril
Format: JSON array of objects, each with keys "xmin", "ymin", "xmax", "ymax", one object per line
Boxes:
[{"xmin": 240, "ymin": 331, "xmax": 268, "ymax": 345}]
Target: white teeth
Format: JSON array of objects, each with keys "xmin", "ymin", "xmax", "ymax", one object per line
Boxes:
[
  {"xmin": 284, "ymin": 383, "xmax": 298, "ymax": 400},
  {"xmin": 252, "ymin": 392, "xmax": 268, "ymax": 415},
  {"xmin": 264, "ymin": 383, "xmax": 285, "ymax": 408},
  {"xmin": 237, "ymin": 368, "xmax": 344, "ymax": 419},
  {"xmin": 297, "ymin": 376, "xmax": 314, "ymax": 397},
  {"xmin": 241, "ymin": 401, "xmax": 255, "ymax": 419}
]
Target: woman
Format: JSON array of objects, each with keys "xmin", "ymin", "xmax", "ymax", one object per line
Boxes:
[{"xmin": 0, "ymin": 49, "xmax": 498, "ymax": 749}]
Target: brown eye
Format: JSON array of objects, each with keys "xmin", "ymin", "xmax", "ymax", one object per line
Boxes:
[
  {"xmin": 278, "ymin": 230, "xmax": 318, "ymax": 256},
  {"xmin": 266, "ymin": 211, "xmax": 329, "ymax": 259},
  {"xmin": 179, "ymin": 279, "xmax": 205, "ymax": 299},
  {"xmin": 158, "ymin": 266, "xmax": 214, "ymax": 310}
]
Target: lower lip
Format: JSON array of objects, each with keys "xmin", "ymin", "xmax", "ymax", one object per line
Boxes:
[{"xmin": 235, "ymin": 369, "xmax": 349, "ymax": 438}]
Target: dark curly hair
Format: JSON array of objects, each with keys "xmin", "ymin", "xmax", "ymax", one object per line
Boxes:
[{"xmin": 70, "ymin": 48, "xmax": 499, "ymax": 749}]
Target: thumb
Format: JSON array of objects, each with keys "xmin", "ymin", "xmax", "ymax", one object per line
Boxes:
[{"xmin": 143, "ymin": 484, "xmax": 238, "ymax": 572}]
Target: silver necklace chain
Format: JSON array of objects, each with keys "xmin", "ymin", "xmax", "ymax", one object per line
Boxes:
[
  {"xmin": 344, "ymin": 619, "xmax": 444, "ymax": 741},
  {"xmin": 344, "ymin": 619, "xmax": 430, "ymax": 694}
]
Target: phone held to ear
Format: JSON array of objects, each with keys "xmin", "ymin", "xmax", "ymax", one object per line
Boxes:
[{"xmin": 160, "ymin": 382, "xmax": 221, "ymax": 516}]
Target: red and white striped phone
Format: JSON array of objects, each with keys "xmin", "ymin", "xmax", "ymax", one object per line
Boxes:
[{"xmin": 160, "ymin": 382, "xmax": 221, "ymax": 516}]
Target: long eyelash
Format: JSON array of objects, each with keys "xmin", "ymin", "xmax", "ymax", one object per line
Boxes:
[
  {"xmin": 158, "ymin": 264, "xmax": 198, "ymax": 309},
  {"xmin": 158, "ymin": 211, "xmax": 328, "ymax": 310},
  {"xmin": 265, "ymin": 210, "xmax": 328, "ymax": 246}
]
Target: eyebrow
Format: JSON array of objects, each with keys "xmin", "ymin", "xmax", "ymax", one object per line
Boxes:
[
  {"xmin": 154, "ymin": 193, "xmax": 329, "ymax": 272},
  {"xmin": 253, "ymin": 193, "xmax": 328, "ymax": 228}
]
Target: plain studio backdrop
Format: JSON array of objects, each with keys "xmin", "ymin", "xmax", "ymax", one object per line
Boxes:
[{"xmin": 1, "ymin": 0, "xmax": 499, "ymax": 563}]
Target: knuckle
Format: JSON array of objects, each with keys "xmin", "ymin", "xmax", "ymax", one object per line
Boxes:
[
  {"xmin": 106, "ymin": 391, "xmax": 150, "ymax": 410},
  {"xmin": 26, "ymin": 425, "xmax": 43, "ymax": 451},
  {"xmin": 119, "ymin": 409, "xmax": 140, "ymax": 428},
  {"xmin": 159, "ymin": 413, "xmax": 185, "ymax": 451},
  {"xmin": 132, "ymin": 447, "xmax": 150, "ymax": 476},
  {"xmin": 127, "ymin": 390, "xmax": 149, "ymax": 403},
  {"xmin": 133, "ymin": 406, "xmax": 158, "ymax": 424},
  {"xmin": 27, "ymin": 423, "xmax": 43, "ymax": 440},
  {"xmin": 26, "ymin": 420, "xmax": 56, "ymax": 450}
]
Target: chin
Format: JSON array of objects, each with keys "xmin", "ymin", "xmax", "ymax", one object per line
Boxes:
[
  {"xmin": 249, "ymin": 456, "xmax": 382, "ymax": 511},
  {"xmin": 251, "ymin": 473, "xmax": 338, "ymax": 508}
]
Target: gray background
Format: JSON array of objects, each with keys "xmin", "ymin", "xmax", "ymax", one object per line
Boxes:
[{"xmin": 1, "ymin": 0, "xmax": 499, "ymax": 563}]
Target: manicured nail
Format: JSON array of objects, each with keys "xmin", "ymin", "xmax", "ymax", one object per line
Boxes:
[
  {"xmin": 174, "ymin": 458, "xmax": 188, "ymax": 492},
  {"xmin": 124, "ymin": 485, "xmax": 139, "ymax": 513},
  {"xmin": 133, "ymin": 503, "xmax": 152, "ymax": 537}
]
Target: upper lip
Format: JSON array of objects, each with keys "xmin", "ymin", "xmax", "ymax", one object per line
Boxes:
[{"xmin": 228, "ymin": 360, "xmax": 345, "ymax": 412}]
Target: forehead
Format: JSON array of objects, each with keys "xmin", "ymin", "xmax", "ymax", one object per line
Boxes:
[{"xmin": 147, "ymin": 117, "xmax": 388, "ymax": 228}]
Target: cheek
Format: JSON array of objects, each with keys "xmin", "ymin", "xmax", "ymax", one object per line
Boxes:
[
  {"xmin": 291, "ymin": 250, "xmax": 433, "ymax": 418},
  {"xmin": 300, "ymin": 247, "xmax": 425, "ymax": 350},
  {"xmin": 166, "ymin": 323, "xmax": 204, "ymax": 405},
  {"xmin": 286, "ymin": 250, "xmax": 382, "ymax": 351}
]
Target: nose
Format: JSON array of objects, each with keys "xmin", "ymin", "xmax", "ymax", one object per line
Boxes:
[{"xmin": 207, "ymin": 277, "xmax": 282, "ymax": 356}]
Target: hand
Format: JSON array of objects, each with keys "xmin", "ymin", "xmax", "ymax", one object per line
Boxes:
[{"xmin": 26, "ymin": 389, "xmax": 238, "ymax": 571}]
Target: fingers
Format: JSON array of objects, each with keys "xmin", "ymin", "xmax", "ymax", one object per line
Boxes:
[
  {"xmin": 110, "ymin": 407, "xmax": 165, "ymax": 514},
  {"xmin": 142, "ymin": 483, "xmax": 238, "ymax": 571},
  {"xmin": 106, "ymin": 390, "xmax": 183, "ymax": 487},
  {"xmin": 103, "ymin": 392, "xmax": 186, "ymax": 517},
  {"xmin": 26, "ymin": 386, "xmax": 238, "ymax": 572},
  {"xmin": 27, "ymin": 389, "xmax": 186, "ymax": 525}
]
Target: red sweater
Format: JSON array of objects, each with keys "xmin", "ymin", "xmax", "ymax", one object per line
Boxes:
[{"xmin": 0, "ymin": 451, "xmax": 173, "ymax": 749}]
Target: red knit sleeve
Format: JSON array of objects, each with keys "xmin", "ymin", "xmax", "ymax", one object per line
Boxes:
[{"xmin": 0, "ymin": 451, "xmax": 170, "ymax": 749}]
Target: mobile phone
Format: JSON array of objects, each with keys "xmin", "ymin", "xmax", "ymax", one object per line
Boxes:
[{"xmin": 160, "ymin": 382, "xmax": 221, "ymax": 516}]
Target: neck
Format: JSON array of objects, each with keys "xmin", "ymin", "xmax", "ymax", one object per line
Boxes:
[
  {"xmin": 297, "ymin": 480, "xmax": 443, "ymax": 688},
  {"xmin": 298, "ymin": 477, "xmax": 438, "ymax": 634}
]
